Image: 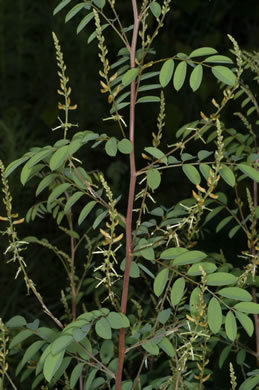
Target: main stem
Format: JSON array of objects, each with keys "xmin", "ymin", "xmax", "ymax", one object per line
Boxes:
[{"xmin": 116, "ymin": 1, "xmax": 139, "ymax": 389}]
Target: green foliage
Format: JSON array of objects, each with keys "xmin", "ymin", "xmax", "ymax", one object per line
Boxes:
[{"xmin": 1, "ymin": 1, "xmax": 259, "ymax": 390}]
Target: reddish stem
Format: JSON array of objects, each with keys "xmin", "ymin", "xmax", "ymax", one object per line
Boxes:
[{"xmin": 116, "ymin": 1, "xmax": 139, "ymax": 389}]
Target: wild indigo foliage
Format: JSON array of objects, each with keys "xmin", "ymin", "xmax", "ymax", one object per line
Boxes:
[{"xmin": 0, "ymin": 1, "xmax": 259, "ymax": 389}]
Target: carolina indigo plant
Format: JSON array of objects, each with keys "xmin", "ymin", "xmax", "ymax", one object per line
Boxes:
[{"xmin": 0, "ymin": 1, "xmax": 259, "ymax": 390}]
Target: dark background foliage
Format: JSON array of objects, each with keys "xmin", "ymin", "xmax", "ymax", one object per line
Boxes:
[{"xmin": 0, "ymin": 1, "xmax": 258, "ymax": 387}]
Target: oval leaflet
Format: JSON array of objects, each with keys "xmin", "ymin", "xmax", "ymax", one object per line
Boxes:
[{"xmin": 208, "ymin": 297, "xmax": 222, "ymax": 334}]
